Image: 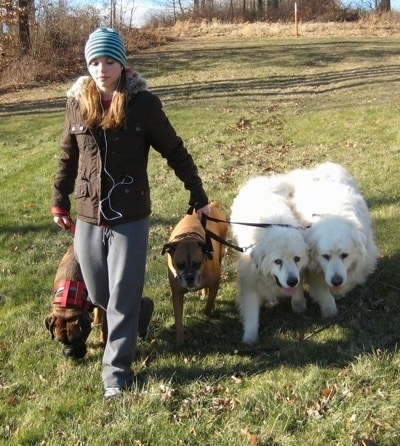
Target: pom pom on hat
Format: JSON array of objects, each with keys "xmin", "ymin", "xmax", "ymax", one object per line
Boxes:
[{"xmin": 84, "ymin": 27, "xmax": 126, "ymax": 67}]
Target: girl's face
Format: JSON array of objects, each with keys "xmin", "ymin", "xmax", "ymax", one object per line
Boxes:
[{"xmin": 87, "ymin": 57, "xmax": 123, "ymax": 95}]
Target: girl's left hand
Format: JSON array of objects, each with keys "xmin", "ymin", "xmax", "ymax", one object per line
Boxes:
[{"xmin": 196, "ymin": 204, "xmax": 210, "ymax": 219}]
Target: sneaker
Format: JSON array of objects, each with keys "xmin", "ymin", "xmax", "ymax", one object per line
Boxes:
[
  {"xmin": 103, "ymin": 387, "xmax": 123, "ymax": 400},
  {"xmin": 138, "ymin": 296, "xmax": 154, "ymax": 340}
]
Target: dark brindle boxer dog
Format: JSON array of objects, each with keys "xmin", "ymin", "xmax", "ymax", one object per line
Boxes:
[
  {"xmin": 44, "ymin": 245, "xmax": 106, "ymax": 359},
  {"xmin": 162, "ymin": 201, "xmax": 228, "ymax": 345}
]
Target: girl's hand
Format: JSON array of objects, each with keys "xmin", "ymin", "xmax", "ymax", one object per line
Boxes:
[{"xmin": 196, "ymin": 204, "xmax": 210, "ymax": 219}]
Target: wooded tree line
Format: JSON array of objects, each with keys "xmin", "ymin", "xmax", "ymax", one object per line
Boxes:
[{"xmin": 0, "ymin": 0, "xmax": 393, "ymax": 62}]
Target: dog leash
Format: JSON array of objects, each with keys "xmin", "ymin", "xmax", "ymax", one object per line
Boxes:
[
  {"xmin": 197, "ymin": 210, "xmax": 304, "ymax": 254},
  {"xmin": 205, "ymin": 227, "xmax": 252, "ymax": 253},
  {"xmin": 201, "ymin": 213, "xmax": 305, "ymax": 230},
  {"xmin": 187, "ymin": 205, "xmax": 305, "ymax": 230}
]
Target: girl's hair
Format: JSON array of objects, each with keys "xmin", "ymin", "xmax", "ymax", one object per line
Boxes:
[{"xmin": 80, "ymin": 70, "xmax": 127, "ymax": 130}]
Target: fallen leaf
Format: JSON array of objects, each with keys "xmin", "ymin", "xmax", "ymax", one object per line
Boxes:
[
  {"xmin": 7, "ymin": 395, "xmax": 18, "ymax": 405},
  {"xmin": 231, "ymin": 374, "xmax": 242, "ymax": 384},
  {"xmin": 240, "ymin": 427, "xmax": 259, "ymax": 446},
  {"xmin": 320, "ymin": 386, "xmax": 336, "ymax": 402}
]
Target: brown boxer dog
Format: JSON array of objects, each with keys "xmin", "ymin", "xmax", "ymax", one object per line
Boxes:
[
  {"xmin": 44, "ymin": 245, "xmax": 106, "ymax": 359},
  {"xmin": 162, "ymin": 201, "xmax": 228, "ymax": 345}
]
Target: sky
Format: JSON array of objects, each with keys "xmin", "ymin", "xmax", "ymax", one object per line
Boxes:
[{"xmin": 343, "ymin": 0, "xmax": 400, "ymax": 9}]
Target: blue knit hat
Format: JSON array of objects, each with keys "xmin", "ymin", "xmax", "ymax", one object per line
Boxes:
[{"xmin": 84, "ymin": 27, "xmax": 126, "ymax": 67}]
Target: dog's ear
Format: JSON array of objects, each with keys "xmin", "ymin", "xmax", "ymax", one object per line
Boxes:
[
  {"xmin": 350, "ymin": 227, "xmax": 368, "ymax": 277},
  {"xmin": 305, "ymin": 245, "xmax": 319, "ymax": 270},
  {"xmin": 78, "ymin": 313, "xmax": 92, "ymax": 342},
  {"xmin": 351, "ymin": 227, "xmax": 367, "ymax": 259},
  {"xmin": 250, "ymin": 246, "xmax": 265, "ymax": 270},
  {"xmin": 44, "ymin": 314, "xmax": 57, "ymax": 339},
  {"xmin": 162, "ymin": 242, "xmax": 177, "ymax": 255}
]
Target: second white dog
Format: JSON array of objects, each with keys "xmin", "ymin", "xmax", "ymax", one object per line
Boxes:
[
  {"xmin": 288, "ymin": 162, "xmax": 379, "ymax": 318},
  {"xmin": 230, "ymin": 175, "xmax": 309, "ymax": 344}
]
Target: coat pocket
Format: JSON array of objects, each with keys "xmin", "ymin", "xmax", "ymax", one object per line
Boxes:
[{"xmin": 74, "ymin": 181, "xmax": 90, "ymax": 199}]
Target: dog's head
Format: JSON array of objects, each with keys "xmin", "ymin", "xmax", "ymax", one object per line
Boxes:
[
  {"xmin": 251, "ymin": 228, "xmax": 309, "ymax": 297},
  {"xmin": 44, "ymin": 310, "xmax": 92, "ymax": 359},
  {"xmin": 162, "ymin": 239, "xmax": 210, "ymax": 290},
  {"xmin": 305, "ymin": 216, "xmax": 367, "ymax": 290}
]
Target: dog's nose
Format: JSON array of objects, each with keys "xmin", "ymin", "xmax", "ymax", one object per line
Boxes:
[
  {"xmin": 62, "ymin": 342, "xmax": 87, "ymax": 359},
  {"xmin": 186, "ymin": 276, "xmax": 195, "ymax": 286},
  {"xmin": 286, "ymin": 276, "xmax": 299, "ymax": 287},
  {"xmin": 331, "ymin": 274, "xmax": 343, "ymax": 287}
]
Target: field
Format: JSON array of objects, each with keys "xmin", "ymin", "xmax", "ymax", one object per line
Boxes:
[{"xmin": 1, "ymin": 23, "xmax": 400, "ymax": 445}]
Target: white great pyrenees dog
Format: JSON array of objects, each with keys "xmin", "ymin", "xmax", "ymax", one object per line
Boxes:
[
  {"xmin": 230, "ymin": 175, "xmax": 309, "ymax": 344},
  {"xmin": 287, "ymin": 162, "xmax": 378, "ymax": 318}
]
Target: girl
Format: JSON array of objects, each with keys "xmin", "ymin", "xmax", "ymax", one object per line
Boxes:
[{"xmin": 51, "ymin": 27, "xmax": 209, "ymax": 399}]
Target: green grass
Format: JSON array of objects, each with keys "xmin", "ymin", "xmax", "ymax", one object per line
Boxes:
[{"xmin": 1, "ymin": 33, "xmax": 400, "ymax": 445}]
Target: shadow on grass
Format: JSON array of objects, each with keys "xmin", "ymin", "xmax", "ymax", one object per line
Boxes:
[
  {"xmin": 0, "ymin": 97, "xmax": 65, "ymax": 117},
  {"xmin": 141, "ymin": 252, "xmax": 400, "ymax": 386},
  {"xmin": 3, "ymin": 40, "xmax": 400, "ymax": 116},
  {"xmin": 136, "ymin": 40, "xmax": 400, "ymax": 79}
]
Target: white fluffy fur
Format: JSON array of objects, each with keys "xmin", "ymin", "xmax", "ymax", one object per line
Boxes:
[
  {"xmin": 230, "ymin": 176, "xmax": 309, "ymax": 344},
  {"xmin": 287, "ymin": 162, "xmax": 379, "ymax": 318}
]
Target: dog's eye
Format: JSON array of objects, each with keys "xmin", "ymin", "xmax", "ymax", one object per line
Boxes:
[
  {"xmin": 192, "ymin": 261, "xmax": 202, "ymax": 270},
  {"xmin": 322, "ymin": 254, "xmax": 331, "ymax": 261},
  {"xmin": 176, "ymin": 262, "xmax": 185, "ymax": 270},
  {"xmin": 340, "ymin": 253, "xmax": 348, "ymax": 260},
  {"xmin": 274, "ymin": 259, "xmax": 282, "ymax": 265},
  {"xmin": 294, "ymin": 256, "xmax": 300, "ymax": 263}
]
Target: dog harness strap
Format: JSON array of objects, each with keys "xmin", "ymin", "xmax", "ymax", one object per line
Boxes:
[
  {"xmin": 60, "ymin": 280, "xmax": 71, "ymax": 307},
  {"xmin": 53, "ymin": 280, "xmax": 93, "ymax": 312},
  {"xmin": 173, "ymin": 232, "xmax": 204, "ymax": 242},
  {"xmin": 74, "ymin": 281, "xmax": 93, "ymax": 312}
]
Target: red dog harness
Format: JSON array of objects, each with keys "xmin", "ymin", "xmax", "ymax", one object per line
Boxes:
[{"xmin": 53, "ymin": 280, "xmax": 93, "ymax": 312}]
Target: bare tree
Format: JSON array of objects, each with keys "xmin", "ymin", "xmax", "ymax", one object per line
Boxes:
[
  {"xmin": 377, "ymin": 0, "xmax": 391, "ymax": 11},
  {"xmin": 18, "ymin": 0, "xmax": 33, "ymax": 54}
]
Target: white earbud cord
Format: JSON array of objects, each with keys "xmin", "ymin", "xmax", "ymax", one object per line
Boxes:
[{"xmin": 97, "ymin": 80, "xmax": 133, "ymax": 221}]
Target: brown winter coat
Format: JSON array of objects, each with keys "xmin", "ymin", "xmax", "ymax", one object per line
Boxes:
[{"xmin": 51, "ymin": 72, "xmax": 208, "ymax": 225}]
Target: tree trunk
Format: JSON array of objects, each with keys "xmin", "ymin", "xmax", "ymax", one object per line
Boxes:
[
  {"xmin": 257, "ymin": 0, "xmax": 264, "ymax": 16},
  {"xmin": 18, "ymin": 0, "xmax": 32, "ymax": 55},
  {"xmin": 377, "ymin": 0, "xmax": 391, "ymax": 11},
  {"xmin": 266, "ymin": 0, "xmax": 279, "ymax": 9}
]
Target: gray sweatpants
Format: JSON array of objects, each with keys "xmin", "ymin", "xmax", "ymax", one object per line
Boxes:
[{"xmin": 74, "ymin": 217, "xmax": 150, "ymax": 389}]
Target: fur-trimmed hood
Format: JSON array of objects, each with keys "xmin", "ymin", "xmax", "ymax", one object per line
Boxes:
[{"xmin": 67, "ymin": 70, "xmax": 148, "ymax": 102}]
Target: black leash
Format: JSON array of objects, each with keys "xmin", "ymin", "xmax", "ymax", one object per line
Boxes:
[
  {"xmin": 192, "ymin": 208, "xmax": 305, "ymax": 254},
  {"xmin": 202, "ymin": 213, "xmax": 305, "ymax": 230},
  {"xmin": 205, "ymin": 227, "xmax": 251, "ymax": 253}
]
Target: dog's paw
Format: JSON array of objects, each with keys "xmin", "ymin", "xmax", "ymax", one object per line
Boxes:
[
  {"xmin": 320, "ymin": 301, "xmax": 338, "ymax": 318},
  {"xmin": 291, "ymin": 298, "xmax": 307, "ymax": 314}
]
